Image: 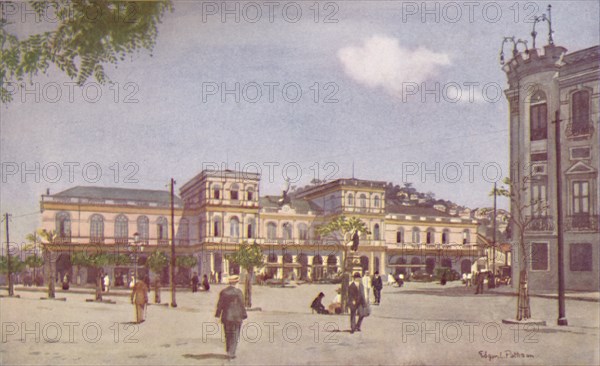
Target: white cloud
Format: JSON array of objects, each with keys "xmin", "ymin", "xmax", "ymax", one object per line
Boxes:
[{"xmin": 338, "ymin": 35, "xmax": 451, "ymax": 97}]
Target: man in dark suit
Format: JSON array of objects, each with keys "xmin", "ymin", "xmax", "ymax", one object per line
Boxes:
[
  {"xmin": 372, "ymin": 271, "xmax": 383, "ymax": 304},
  {"xmin": 347, "ymin": 272, "xmax": 367, "ymax": 333},
  {"xmin": 351, "ymin": 231, "xmax": 360, "ymax": 252},
  {"xmin": 215, "ymin": 275, "xmax": 247, "ymax": 359}
]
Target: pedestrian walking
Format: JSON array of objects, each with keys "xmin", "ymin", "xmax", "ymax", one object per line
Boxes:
[
  {"xmin": 103, "ymin": 274, "xmax": 110, "ymax": 293},
  {"xmin": 466, "ymin": 272, "xmax": 473, "ymax": 287},
  {"xmin": 372, "ymin": 271, "xmax": 383, "ymax": 305},
  {"xmin": 348, "ymin": 272, "xmax": 367, "ymax": 334},
  {"xmin": 191, "ymin": 272, "xmax": 200, "ymax": 293},
  {"xmin": 62, "ymin": 273, "xmax": 70, "ymax": 290},
  {"xmin": 362, "ymin": 271, "xmax": 372, "ymax": 304},
  {"xmin": 131, "ymin": 275, "xmax": 149, "ymax": 324},
  {"xmin": 475, "ymin": 271, "xmax": 486, "ymax": 295},
  {"xmin": 215, "ymin": 275, "xmax": 247, "ymax": 359}
]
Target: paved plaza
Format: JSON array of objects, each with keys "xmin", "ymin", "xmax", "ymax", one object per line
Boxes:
[{"xmin": 1, "ymin": 282, "xmax": 598, "ymax": 365}]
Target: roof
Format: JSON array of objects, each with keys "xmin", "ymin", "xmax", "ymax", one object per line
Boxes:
[
  {"xmin": 260, "ymin": 196, "xmax": 322, "ymax": 215},
  {"xmin": 563, "ymin": 45, "xmax": 600, "ymax": 65},
  {"xmin": 51, "ymin": 186, "xmax": 182, "ymax": 205},
  {"xmin": 385, "ymin": 204, "xmax": 455, "ymax": 218}
]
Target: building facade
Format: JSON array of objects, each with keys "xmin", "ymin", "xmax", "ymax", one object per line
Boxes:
[
  {"xmin": 503, "ymin": 44, "xmax": 599, "ymax": 291},
  {"xmin": 40, "ymin": 171, "xmax": 482, "ymax": 285}
]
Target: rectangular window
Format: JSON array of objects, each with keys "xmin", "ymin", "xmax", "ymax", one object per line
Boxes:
[
  {"xmin": 531, "ymin": 242, "xmax": 549, "ymax": 271},
  {"xmin": 531, "ymin": 179, "xmax": 548, "ymax": 216},
  {"xmin": 570, "ymin": 243, "xmax": 592, "ymax": 272},
  {"xmin": 530, "ymin": 103, "xmax": 547, "ymax": 140},
  {"xmin": 231, "ymin": 191, "xmax": 238, "ymax": 200},
  {"xmin": 572, "ymin": 91, "xmax": 590, "ymax": 130},
  {"xmin": 572, "ymin": 181, "xmax": 590, "ymax": 214},
  {"xmin": 396, "ymin": 231, "xmax": 403, "ymax": 244}
]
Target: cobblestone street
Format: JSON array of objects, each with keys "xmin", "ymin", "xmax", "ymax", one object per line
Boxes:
[{"xmin": 1, "ymin": 282, "xmax": 598, "ymax": 365}]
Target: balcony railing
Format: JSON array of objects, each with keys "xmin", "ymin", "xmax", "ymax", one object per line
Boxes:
[
  {"xmin": 114, "ymin": 237, "xmax": 129, "ymax": 245},
  {"xmin": 566, "ymin": 121, "xmax": 594, "ymax": 138},
  {"xmin": 526, "ymin": 216, "xmax": 555, "ymax": 232},
  {"xmin": 55, "ymin": 235, "xmax": 71, "ymax": 244},
  {"xmin": 565, "ymin": 215, "xmax": 599, "ymax": 231},
  {"xmin": 157, "ymin": 239, "xmax": 170, "ymax": 245}
]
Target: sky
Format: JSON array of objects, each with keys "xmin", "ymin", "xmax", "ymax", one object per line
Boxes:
[{"xmin": 1, "ymin": 0, "xmax": 599, "ymax": 244}]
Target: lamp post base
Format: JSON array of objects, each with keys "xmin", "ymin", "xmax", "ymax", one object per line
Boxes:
[{"xmin": 557, "ymin": 318, "xmax": 568, "ymax": 326}]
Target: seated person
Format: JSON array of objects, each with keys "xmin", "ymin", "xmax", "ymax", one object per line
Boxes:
[
  {"xmin": 311, "ymin": 292, "xmax": 329, "ymax": 314},
  {"xmin": 328, "ymin": 288, "xmax": 342, "ymax": 314}
]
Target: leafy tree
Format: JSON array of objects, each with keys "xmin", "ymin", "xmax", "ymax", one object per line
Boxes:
[
  {"xmin": 176, "ymin": 255, "xmax": 198, "ymax": 269},
  {"xmin": 0, "ymin": 255, "xmax": 26, "ymax": 274},
  {"xmin": 227, "ymin": 242, "xmax": 265, "ymax": 308},
  {"xmin": 24, "ymin": 254, "xmax": 44, "ymax": 268},
  {"xmin": 147, "ymin": 251, "xmax": 169, "ymax": 276},
  {"xmin": 38, "ymin": 229, "xmax": 58, "ymax": 298},
  {"xmin": 316, "ymin": 216, "xmax": 370, "ymax": 313},
  {"xmin": 109, "ymin": 253, "xmax": 130, "ymax": 266},
  {"xmin": 493, "ymin": 176, "xmax": 547, "ymax": 321},
  {"xmin": 1, "ymin": 0, "xmax": 173, "ymax": 102},
  {"xmin": 71, "ymin": 251, "xmax": 90, "ymax": 285}
]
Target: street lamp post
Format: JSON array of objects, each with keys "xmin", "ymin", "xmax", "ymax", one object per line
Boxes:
[{"xmin": 130, "ymin": 232, "xmax": 142, "ymax": 284}]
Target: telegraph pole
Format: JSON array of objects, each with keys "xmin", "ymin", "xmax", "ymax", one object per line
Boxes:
[
  {"xmin": 5, "ymin": 213, "xmax": 14, "ymax": 296},
  {"xmin": 554, "ymin": 111, "xmax": 567, "ymax": 326},
  {"xmin": 170, "ymin": 178, "xmax": 177, "ymax": 308},
  {"xmin": 491, "ymin": 182, "xmax": 497, "ymax": 288}
]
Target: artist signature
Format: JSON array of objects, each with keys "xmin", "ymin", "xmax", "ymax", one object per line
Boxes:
[{"xmin": 478, "ymin": 350, "xmax": 535, "ymax": 361}]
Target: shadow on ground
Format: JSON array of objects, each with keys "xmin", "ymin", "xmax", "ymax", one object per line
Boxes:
[{"xmin": 183, "ymin": 353, "xmax": 230, "ymax": 360}]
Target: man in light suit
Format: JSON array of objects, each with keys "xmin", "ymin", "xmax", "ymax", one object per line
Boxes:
[
  {"xmin": 347, "ymin": 272, "xmax": 367, "ymax": 334},
  {"xmin": 130, "ymin": 274, "xmax": 149, "ymax": 324},
  {"xmin": 215, "ymin": 275, "xmax": 247, "ymax": 359}
]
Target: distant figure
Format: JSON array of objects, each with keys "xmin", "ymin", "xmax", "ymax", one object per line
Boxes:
[
  {"xmin": 440, "ymin": 271, "xmax": 447, "ymax": 286},
  {"xmin": 191, "ymin": 272, "xmax": 200, "ymax": 293},
  {"xmin": 372, "ymin": 271, "xmax": 383, "ymax": 304},
  {"xmin": 466, "ymin": 272, "xmax": 473, "ymax": 287},
  {"xmin": 62, "ymin": 273, "xmax": 70, "ymax": 290},
  {"xmin": 210, "ymin": 271, "xmax": 216, "ymax": 284},
  {"xmin": 475, "ymin": 271, "xmax": 486, "ymax": 295},
  {"xmin": 217, "ymin": 271, "xmax": 222, "ymax": 284},
  {"xmin": 351, "ymin": 231, "xmax": 360, "ymax": 252},
  {"xmin": 154, "ymin": 275, "xmax": 161, "ymax": 304},
  {"xmin": 362, "ymin": 271, "xmax": 372, "ymax": 304},
  {"xmin": 103, "ymin": 274, "xmax": 110, "ymax": 293},
  {"xmin": 202, "ymin": 274, "xmax": 210, "ymax": 291},
  {"xmin": 348, "ymin": 272, "xmax": 367, "ymax": 334},
  {"xmin": 310, "ymin": 292, "xmax": 328, "ymax": 314},
  {"xmin": 328, "ymin": 288, "xmax": 342, "ymax": 314},
  {"xmin": 131, "ymin": 275, "xmax": 149, "ymax": 324},
  {"xmin": 215, "ymin": 275, "xmax": 247, "ymax": 359}
]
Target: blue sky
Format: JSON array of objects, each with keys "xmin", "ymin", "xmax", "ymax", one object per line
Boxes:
[{"xmin": 1, "ymin": 1, "xmax": 599, "ymax": 243}]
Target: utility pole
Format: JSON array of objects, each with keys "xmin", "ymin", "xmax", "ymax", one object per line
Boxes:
[
  {"xmin": 5, "ymin": 213, "xmax": 14, "ymax": 296},
  {"xmin": 554, "ymin": 110, "xmax": 567, "ymax": 326},
  {"xmin": 170, "ymin": 178, "xmax": 177, "ymax": 308},
  {"xmin": 492, "ymin": 182, "xmax": 497, "ymax": 288}
]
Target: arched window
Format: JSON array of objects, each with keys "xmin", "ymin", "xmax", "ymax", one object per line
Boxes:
[
  {"xmin": 90, "ymin": 214, "xmax": 104, "ymax": 244},
  {"xmin": 347, "ymin": 193, "xmax": 354, "ymax": 206},
  {"xmin": 442, "ymin": 229, "xmax": 450, "ymax": 244},
  {"xmin": 530, "ymin": 90, "xmax": 547, "ymax": 141},
  {"xmin": 247, "ymin": 218, "xmax": 255, "ymax": 239},
  {"xmin": 298, "ymin": 223, "xmax": 309, "ymax": 240},
  {"xmin": 373, "ymin": 224, "xmax": 380, "ymax": 240},
  {"xmin": 213, "ymin": 184, "xmax": 221, "ymax": 199},
  {"xmin": 247, "ymin": 187, "xmax": 254, "ymax": 201},
  {"xmin": 157, "ymin": 217, "xmax": 168, "ymax": 242},
  {"xmin": 137, "ymin": 216, "xmax": 149, "ymax": 244},
  {"xmin": 230, "ymin": 184, "xmax": 239, "ymax": 200},
  {"xmin": 267, "ymin": 222, "xmax": 277, "ymax": 239},
  {"xmin": 572, "ymin": 90, "xmax": 590, "ymax": 134},
  {"xmin": 114, "ymin": 215, "xmax": 128, "ymax": 244},
  {"xmin": 230, "ymin": 216, "xmax": 240, "ymax": 238},
  {"xmin": 55, "ymin": 212, "xmax": 71, "ymax": 241},
  {"xmin": 373, "ymin": 196, "xmax": 380, "ymax": 208},
  {"xmin": 178, "ymin": 218, "xmax": 189, "ymax": 244},
  {"xmin": 359, "ymin": 194, "xmax": 367, "ymax": 208},
  {"xmin": 426, "ymin": 228, "xmax": 435, "ymax": 244},
  {"xmin": 396, "ymin": 228, "xmax": 404, "ymax": 244},
  {"xmin": 213, "ymin": 216, "xmax": 222, "ymax": 237},
  {"xmin": 282, "ymin": 223, "xmax": 292, "ymax": 240},
  {"xmin": 462, "ymin": 229, "xmax": 470, "ymax": 245},
  {"xmin": 412, "ymin": 227, "xmax": 421, "ymax": 244}
]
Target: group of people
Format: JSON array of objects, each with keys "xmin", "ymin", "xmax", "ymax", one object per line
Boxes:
[
  {"xmin": 309, "ymin": 271, "xmax": 385, "ymax": 333},
  {"xmin": 191, "ymin": 272, "xmax": 210, "ymax": 292}
]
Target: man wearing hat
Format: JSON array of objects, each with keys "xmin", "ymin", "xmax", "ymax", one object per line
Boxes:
[
  {"xmin": 215, "ymin": 275, "xmax": 247, "ymax": 359},
  {"xmin": 372, "ymin": 271, "xmax": 383, "ymax": 305},
  {"xmin": 347, "ymin": 272, "xmax": 367, "ymax": 333},
  {"xmin": 131, "ymin": 274, "xmax": 149, "ymax": 324}
]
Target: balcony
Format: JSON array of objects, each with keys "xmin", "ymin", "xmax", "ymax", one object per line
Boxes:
[
  {"xmin": 565, "ymin": 215, "xmax": 599, "ymax": 232},
  {"xmin": 525, "ymin": 216, "xmax": 555, "ymax": 232},
  {"xmin": 566, "ymin": 121, "xmax": 594, "ymax": 139},
  {"xmin": 157, "ymin": 239, "xmax": 170, "ymax": 245},
  {"xmin": 55, "ymin": 235, "xmax": 71, "ymax": 244},
  {"xmin": 114, "ymin": 237, "xmax": 129, "ymax": 245}
]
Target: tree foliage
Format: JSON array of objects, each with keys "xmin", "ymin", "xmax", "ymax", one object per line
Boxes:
[
  {"xmin": 1, "ymin": 0, "xmax": 173, "ymax": 102},
  {"xmin": 147, "ymin": 251, "xmax": 168, "ymax": 274},
  {"xmin": 227, "ymin": 243, "xmax": 265, "ymax": 270},
  {"xmin": 0, "ymin": 255, "xmax": 26, "ymax": 274},
  {"xmin": 24, "ymin": 254, "xmax": 44, "ymax": 268},
  {"xmin": 176, "ymin": 255, "xmax": 197, "ymax": 269},
  {"xmin": 317, "ymin": 215, "xmax": 371, "ymax": 241}
]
